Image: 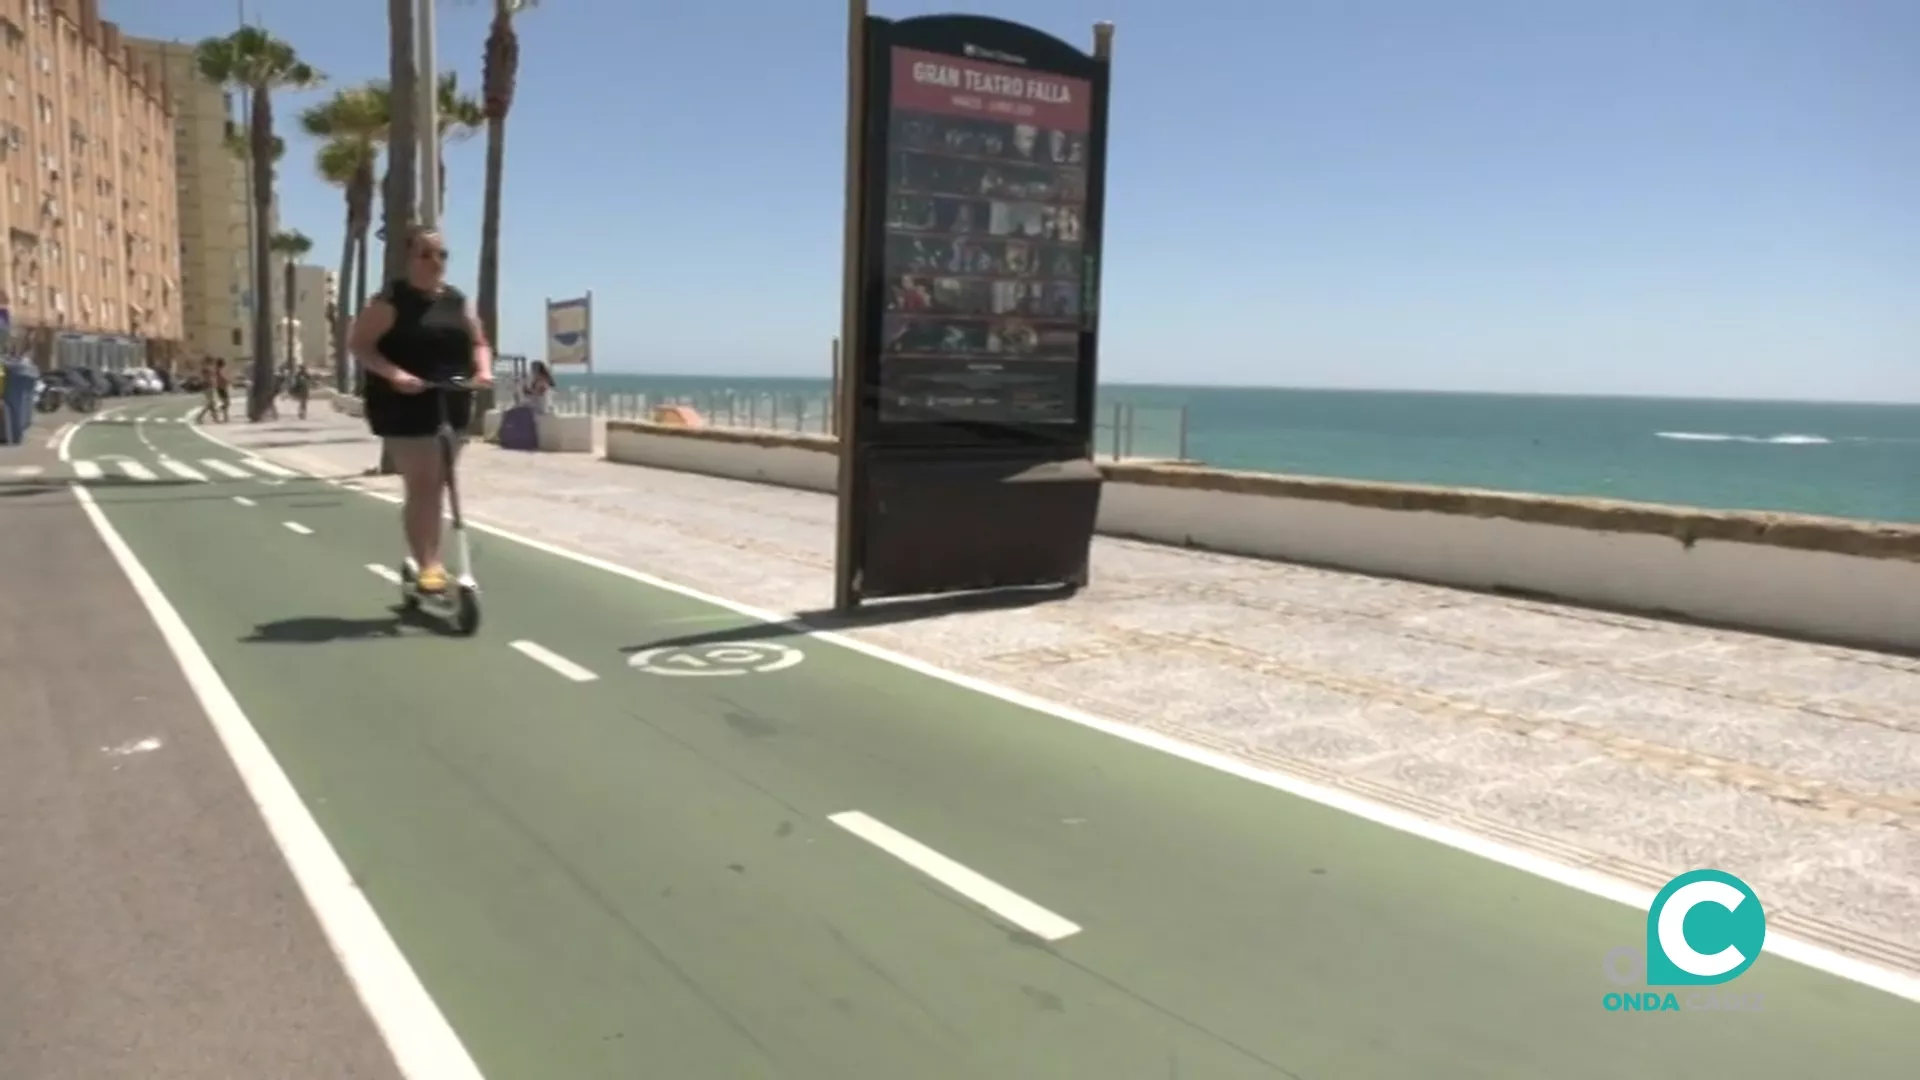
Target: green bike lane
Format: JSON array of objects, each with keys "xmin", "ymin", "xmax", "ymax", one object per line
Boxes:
[{"xmin": 79, "ymin": 407, "xmax": 1920, "ymax": 1078}]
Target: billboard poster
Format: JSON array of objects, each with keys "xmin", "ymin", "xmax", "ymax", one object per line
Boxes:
[
  {"xmin": 875, "ymin": 47, "xmax": 1093, "ymax": 426},
  {"xmin": 545, "ymin": 295, "xmax": 592, "ymax": 367}
]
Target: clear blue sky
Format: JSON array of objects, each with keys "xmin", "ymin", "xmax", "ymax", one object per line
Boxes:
[{"xmin": 105, "ymin": 0, "xmax": 1916, "ymax": 400}]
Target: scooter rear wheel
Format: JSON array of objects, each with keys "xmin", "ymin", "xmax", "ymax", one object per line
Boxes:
[{"xmin": 399, "ymin": 562, "xmax": 421, "ymax": 612}]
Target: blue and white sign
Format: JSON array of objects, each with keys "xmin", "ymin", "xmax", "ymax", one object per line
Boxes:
[{"xmin": 545, "ymin": 295, "xmax": 591, "ymax": 367}]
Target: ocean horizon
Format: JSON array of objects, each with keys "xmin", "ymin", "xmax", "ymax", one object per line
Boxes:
[{"xmin": 552, "ymin": 373, "xmax": 1920, "ymax": 525}]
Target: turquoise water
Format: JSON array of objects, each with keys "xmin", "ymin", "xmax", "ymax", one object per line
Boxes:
[{"xmin": 557, "ymin": 373, "xmax": 1920, "ymax": 524}]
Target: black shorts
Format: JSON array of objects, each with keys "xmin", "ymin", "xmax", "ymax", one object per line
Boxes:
[{"xmin": 365, "ymin": 386, "xmax": 472, "ymax": 438}]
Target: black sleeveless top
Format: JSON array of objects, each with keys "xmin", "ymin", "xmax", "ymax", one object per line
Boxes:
[{"xmin": 372, "ymin": 279, "xmax": 473, "ymax": 387}]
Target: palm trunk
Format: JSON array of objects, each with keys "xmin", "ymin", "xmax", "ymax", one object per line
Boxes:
[
  {"xmin": 354, "ymin": 227, "xmax": 370, "ymax": 311},
  {"xmin": 334, "ymin": 202, "xmax": 355, "ymax": 393},
  {"xmin": 248, "ymin": 87, "xmax": 278, "ymax": 421},
  {"xmin": 380, "ymin": 0, "xmax": 420, "ymax": 472},
  {"xmin": 476, "ymin": 116, "xmax": 505, "ymax": 350},
  {"xmin": 470, "ymin": 113, "xmax": 507, "ymax": 435}
]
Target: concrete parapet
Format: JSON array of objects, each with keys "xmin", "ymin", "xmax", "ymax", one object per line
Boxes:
[
  {"xmin": 602, "ymin": 419, "xmax": 1920, "ymax": 652},
  {"xmin": 535, "ymin": 414, "xmax": 593, "ymax": 453}
]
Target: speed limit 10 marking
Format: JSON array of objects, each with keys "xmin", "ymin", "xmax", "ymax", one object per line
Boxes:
[{"xmin": 627, "ymin": 641, "xmax": 806, "ymax": 677}]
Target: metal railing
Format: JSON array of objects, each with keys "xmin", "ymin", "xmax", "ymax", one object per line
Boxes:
[{"xmin": 548, "ymin": 388, "xmax": 1189, "ymax": 462}]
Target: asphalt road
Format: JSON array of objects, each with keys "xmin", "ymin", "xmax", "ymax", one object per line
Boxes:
[
  {"xmin": 39, "ymin": 396, "xmax": 1920, "ymax": 1079},
  {"xmin": 0, "ymin": 421, "xmax": 404, "ymax": 1080}
]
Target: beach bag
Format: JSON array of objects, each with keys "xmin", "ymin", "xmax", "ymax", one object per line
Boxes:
[{"xmin": 498, "ymin": 403, "xmax": 539, "ymax": 451}]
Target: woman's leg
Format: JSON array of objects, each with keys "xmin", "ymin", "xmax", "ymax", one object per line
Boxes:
[{"xmin": 387, "ymin": 436, "xmax": 448, "ymax": 582}]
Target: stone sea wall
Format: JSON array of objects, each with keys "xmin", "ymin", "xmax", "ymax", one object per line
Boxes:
[{"xmin": 597, "ymin": 419, "xmax": 1920, "ymax": 652}]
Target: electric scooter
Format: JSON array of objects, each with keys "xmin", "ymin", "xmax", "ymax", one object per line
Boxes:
[{"xmin": 398, "ymin": 375, "xmax": 481, "ymax": 635}]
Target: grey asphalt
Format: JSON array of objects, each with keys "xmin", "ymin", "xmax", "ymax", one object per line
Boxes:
[{"xmin": 0, "ymin": 444, "xmax": 402, "ymax": 1080}]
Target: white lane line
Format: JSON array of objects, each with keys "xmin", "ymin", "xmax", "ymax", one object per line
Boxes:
[
  {"xmin": 507, "ymin": 640, "xmax": 600, "ymax": 683},
  {"xmin": 244, "ymin": 458, "xmax": 300, "ymax": 478},
  {"xmin": 282, "ymin": 521, "xmax": 314, "ymax": 535},
  {"xmin": 365, "ymin": 563, "xmax": 402, "ymax": 584},
  {"xmin": 118, "ymin": 460, "xmax": 158, "ymax": 481},
  {"xmin": 201, "ymin": 459, "xmax": 252, "ymax": 478},
  {"xmin": 72, "ymin": 459, "xmax": 103, "ymax": 479},
  {"xmin": 828, "ymin": 811, "xmax": 1082, "ymax": 942},
  {"xmin": 161, "ymin": 460, "xmax": 207, "ymax": 482},
  {"xmin": 233, "ymin": 496, "xmax": 257, "ymax": 507},
  {"xmin": 178, "ymin": 388, "xmax": 1919, "ymax": 1003},
  {"xmin": 67, "ymin": 483, "xmax": 484, "ymax": 1079},
  {"xmin": 6, "ymin": 465, "xmax": 44, "ymax": 477}
]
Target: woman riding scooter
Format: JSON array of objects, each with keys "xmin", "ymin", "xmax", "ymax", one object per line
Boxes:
[{"xmin": 345, "ymin": 226, "xmax": 493, "ymax": 596}]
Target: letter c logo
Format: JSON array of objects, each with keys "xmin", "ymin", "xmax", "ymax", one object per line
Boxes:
[{"xmin": 1645, "ymin": 869, "xmax": 1767, "ymax": 987}]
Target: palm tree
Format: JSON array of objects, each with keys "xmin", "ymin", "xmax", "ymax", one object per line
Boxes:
[
  {"xmin": 300, "ymin": 86, "xmax": 385, "ymax": 391},
  {"xmin": 269, "ymin": 229, "xmax": 314, "ymax": 377},
  {"xmin": 364, "ymin": 73, "xmax": 484, "ymax": 282},
  {"xmin": 473, "ymin": 0, "xmax": 527, "ymax": 433},
  {"xmin": 431, "ymin": 73, "xmax": 486, "ymax": 209},
  {"xmin": 195, "ymin": 27, "xmax": 324, "ymax": 420},
  {"xmin": 220, "ymin": 128, "xmax": 282, "ymax": 387}
]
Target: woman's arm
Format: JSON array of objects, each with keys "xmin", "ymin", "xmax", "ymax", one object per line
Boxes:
[
  {"xmin": 346, "ymin": 299, "xmax": 402, "ymax": 380},
  {"xmin": 464, "ymin": 301, "xmax": 494, "ymax": 383}
]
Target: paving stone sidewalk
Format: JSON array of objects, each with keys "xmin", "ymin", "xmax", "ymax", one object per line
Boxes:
[{"xmin": 217, "ymin": 411, "xmax": 1920, "ymax": 976}]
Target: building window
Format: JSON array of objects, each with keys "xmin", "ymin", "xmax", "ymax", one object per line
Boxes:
[{"xmin": 231, "ymin": 328, "xmax": 242, "ymax": 346}]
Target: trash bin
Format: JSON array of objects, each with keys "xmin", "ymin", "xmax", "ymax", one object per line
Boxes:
[{"xmin": 0, "ymin": 358, "xmax": 37, "ymax": 446}]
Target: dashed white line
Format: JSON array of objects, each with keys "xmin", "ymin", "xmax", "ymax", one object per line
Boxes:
[
  {"xmin": 233, "ymin": 496, "xmax": 257, "ymax": 507},
  {"xmin": 365, "ymin": 563, "xmax": 402, "ymax": 584},
  {"xmin": 202, "ymin": 459, "xmax": 252, "ymax": 478},
  {"xmin": 246, "ymin": 458, "xmax": 300, "ymax": 478},
  {"xmin": 161, "ymin": 460, "xmax": 208, "ymax": 482},
  {"xmin": 118, "ymin": 460, "xmax": 157, "ymax": 481},
  {"xmin": 827, "ymin": 811, "xmax": 1083, "ymax": 942},
  {"xmin": 72, "ymin": 460, "xmax": 103, "ymax": 479},
  {"xmin": 282, "ymin": 521, "xmax": 313, "ymax": 536},
  {"xmin": 508, "ymin": 640, "xmax": 600, "ymax": 683},
  {"xmin": 6, "ymin": 465, "xmax": 43, "ymax": 477}
]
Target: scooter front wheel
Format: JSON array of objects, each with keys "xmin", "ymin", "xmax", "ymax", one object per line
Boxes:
[{"xmin": 452, "ymin": 585, "xmax": 481, "ymax": 636}]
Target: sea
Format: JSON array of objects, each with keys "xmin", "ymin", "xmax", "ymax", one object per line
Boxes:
[{"xmin": 554, "ymin": 373, "xmax": 1920, "ymax": 525}]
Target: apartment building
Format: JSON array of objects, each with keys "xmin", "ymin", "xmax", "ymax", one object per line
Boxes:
[
  {"xmin": 0, "ymin": 0, "xmax": 181, "ymax": 354},
  {"xmin": 125, "ymin": 34, "xmax": 249, "ymax": 363},
  {"xmin": 289, "ymin": 261, "xmax": 333, "ymax": 374}
]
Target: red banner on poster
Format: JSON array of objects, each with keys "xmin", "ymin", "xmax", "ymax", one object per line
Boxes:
[{"xmin": 891, "ymin": 46, "xmax": 1091, "ymax": 133}]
